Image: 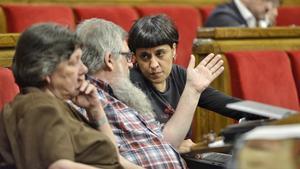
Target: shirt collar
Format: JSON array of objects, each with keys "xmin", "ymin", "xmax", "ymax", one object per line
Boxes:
[
  {"xmin": 234, "ymin": 0, "xmax": 257, "ymax": 27},
  {"xmin": 87, "ymin": 75, "xmax": 114, "ymax": 95}
]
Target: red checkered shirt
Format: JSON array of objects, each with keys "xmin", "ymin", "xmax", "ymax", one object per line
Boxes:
[{"xmin": 90, "ymin": 77, "xmax": 186, "ymax": 169}]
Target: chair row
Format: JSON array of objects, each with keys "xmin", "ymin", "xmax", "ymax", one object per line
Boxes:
[
  {"xmin": 1, "ymin": 4, "xmax": 300, "ymax": 67},
  {"xmin": 2, "ymin": 50, "xmax": 299, "ymax": 112},
  {"xmin": 226, "ymin": 50, "xmax": 300, "ymax": 111}
]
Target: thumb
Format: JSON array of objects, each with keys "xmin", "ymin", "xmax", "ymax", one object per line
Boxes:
[{"xmin": 187, "ymin": 54, "xmax": 195, "ymax": 70}]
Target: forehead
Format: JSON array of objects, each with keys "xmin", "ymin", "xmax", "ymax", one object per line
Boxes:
[
  {"xmin": 136, "ymin": 44, "xmax": 171, "ymax": 53},
  {"xmin": 121, "ymin": 40, "xmax": 129, "ymax": 51}
]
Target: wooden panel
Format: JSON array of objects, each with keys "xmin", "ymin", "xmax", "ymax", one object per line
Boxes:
[
  {"xmin": 0, "ymin": 34, "xmax": 19, "ymax": 47},
  {"xmin": 192, "ymin": 54, "xmax": 234, "ymax": 142},
  {"xmin": 194, "ymin": 39, "xmax": 300, "ymax": 54},
  {"xmin": 0, "ymin": 8, "xmax": 7, "ymax": 33},
  {"xmin": 27, "ymin": 0, "xmax": 228, "ymax": 5},
  {"xmin": 0, "ymin": 34, "xmax": 19, "ymax": 67},
  {"xmin": 1, "ymin": 0, "xmax": 300, "ymax": 5},
  {"xmin": 0, "ymin": 49, "xmax": 15, "ymax": 67},
  {"xmin": 197, "ymin": 27, "xmax": 300, "ymax": 39},
  {"xmin": 0, "ymin": 0, "xmax": 28, "ymax": 2}
]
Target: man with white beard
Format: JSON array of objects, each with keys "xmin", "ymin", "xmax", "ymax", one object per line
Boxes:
[{"xmin": 76, "ymin": 18, "xmax": 224, "ymax": 169}]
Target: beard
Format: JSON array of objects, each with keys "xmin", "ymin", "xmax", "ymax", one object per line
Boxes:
[{"xmin": 110, "ymin": 76, "xmax": 154, "ymax": 116}]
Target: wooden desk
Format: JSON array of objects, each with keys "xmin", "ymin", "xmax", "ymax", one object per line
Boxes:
[
  {"xmin": 0, "ymin": 33, "xmax": 19, "ymax": 67},
  {"xmin": 191, "ymin": 27, "xmax": 300, "ymax": 142}
]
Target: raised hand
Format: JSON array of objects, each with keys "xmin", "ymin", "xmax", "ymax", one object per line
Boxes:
[{"xmin": 186, "ymin": 53, "xmax": 224, "ymax": 93}]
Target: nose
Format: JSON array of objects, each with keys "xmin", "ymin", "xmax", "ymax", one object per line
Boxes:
[
  {"xmin": 80, "ymin": 61, "xmax": 88, "ymax": 75},
  {"xmin": 150, "ymin": 57, "xmax": 159, "ymax": 69},
  {"xmin": 273, "ymin": 8, "xmax": 278, "ymax": 17},
  {"xmin": 128, "ymin": 61, "xmax": 133, "ymax": 69}
]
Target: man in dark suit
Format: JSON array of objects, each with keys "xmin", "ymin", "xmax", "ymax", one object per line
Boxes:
[{"xmin": 204, "ymin": 0, "xmax": 280, "ymax": 28}]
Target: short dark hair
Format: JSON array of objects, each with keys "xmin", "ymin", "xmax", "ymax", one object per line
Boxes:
[
  {"xmin": 13, "ymin": 23, "xmax": 81, "ymax": 89},
  {"xmin": 128, "ymin": 14, "xmax": 179, "ymax": 53}
]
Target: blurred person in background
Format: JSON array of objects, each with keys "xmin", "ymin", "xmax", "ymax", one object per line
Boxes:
[{"xmin": 204, "ymin": 0, "xmax": 281, "ymax": 27}]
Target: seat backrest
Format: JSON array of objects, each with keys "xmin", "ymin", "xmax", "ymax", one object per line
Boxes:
[
  {"xmin": 276, "ymin": 6, "xmax": 300, "ymax": 26},
  {"xmin": 0, "ymin": 67, "xmax": 19, "ymax": 111},
  {"xmin": 2, "ymin": 4, "xmax": 75, "ymax": 33},
  {"xmin": 198, "ymin": 6, "xmax": 214, "ymax": 24},
  {"xmin": 73, "ymin": 6, "xmax": 139, "ymax": 31},
  {"xmin": 135, "ymin": 6, "xmax": 202, "ymax": 67},
  {"xmin": 225, "ymin": 50, "xmax": 299, "ymax": 110},
  {"xmin": 287, "ymin": 51, "xmax": 300, "ymax": 103}
]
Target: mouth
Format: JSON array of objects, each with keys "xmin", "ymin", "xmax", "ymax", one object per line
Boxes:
[{"xmin": 150, "ymin": 72, "xmax": 163, "ymax": 78}]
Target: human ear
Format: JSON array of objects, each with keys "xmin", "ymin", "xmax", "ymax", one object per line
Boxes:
[
  {"xmin": 45, "ymin": 76, "xmax": 51, "ymax": 84},
  {"xmin": 104, "ymin": 52, "xmax": 114, "ymax": 71},
  {"xmin": 172, "ymin": 43, "xmax": 177, "ymax": 60}
]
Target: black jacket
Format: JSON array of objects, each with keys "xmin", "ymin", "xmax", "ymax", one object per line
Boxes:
[{"xmin": 204, "ymin": 1, "xmax": 248, "ymax": 27}]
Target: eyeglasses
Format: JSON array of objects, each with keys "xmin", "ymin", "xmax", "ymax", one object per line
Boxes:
[{"xmin": 119, "ymin": 51, "xmax": 134, "ymax": 63}]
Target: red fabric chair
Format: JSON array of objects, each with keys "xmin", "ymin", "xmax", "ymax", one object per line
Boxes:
[
  {"xmin": 198, "ymin": 6, "xmax": 215, "ymax": 24},
  {"xmin": 225, "ymin": 51, "xmax": 299, "ymax": 110},
  {"xmin": 276, "ymin": 6, "xmax": 300, "ymax": 26},
  {"xmin": 287, "ymin": 51, "xmax": 300, "ymax": 103},
  {"xmin": 0, "ymin": 67, "xmax": 19, "ymax": 111},
  {"xmin": 135, "ymin": 6, "xmax": 202, "ymax": 67},
  {"xmin": 73, "ymin": 6, "xmax": 139, "ymax": 31},
  {"xmin": 2, "ymin": 4, "xmax": 75, "ymax": 33}
]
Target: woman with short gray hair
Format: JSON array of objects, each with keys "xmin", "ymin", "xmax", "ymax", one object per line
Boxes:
[{"xmin": 0, "ymin": 23, "xmax": 123, "ymax": 169}]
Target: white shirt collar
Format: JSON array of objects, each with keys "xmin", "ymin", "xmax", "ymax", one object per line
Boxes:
[{"xmin": 234, "ymin": 0, "xmax": 257, "ymax": 27}]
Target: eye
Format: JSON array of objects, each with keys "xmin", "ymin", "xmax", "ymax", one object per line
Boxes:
[
  {"xmin": 139, "ymin": 53, "xmax": 151, "ymax": 61},
  {"xmin": 155, "ymin": 50, "xmax": 166, "ymax": 58}
]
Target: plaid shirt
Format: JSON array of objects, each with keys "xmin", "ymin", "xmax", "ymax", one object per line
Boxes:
[{"xmin": 89, "ymin": 77, "xmax": 186, "ymax": 169}]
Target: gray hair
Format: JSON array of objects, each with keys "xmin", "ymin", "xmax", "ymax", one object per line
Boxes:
[
  {"xmin": 76, "ymin": 18, "xmax": 127, "ymax": 74},
  {"xmin": 13, "ymin": 23, "xmax": 80, "ymax": 88}
]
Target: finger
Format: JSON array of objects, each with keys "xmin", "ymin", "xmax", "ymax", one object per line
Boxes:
[
  {"xmin": 206, "ymin": 54, "xmax": 222, "ymax": 70},
  {"xmin": 199, "ymin": 53, "xmax": 214, "ymax": 66},
  {"xmin": 211, "ymin": 66, "xmax": 224, "ymax": 79},
  {"xmin": 79, "ymin": 80, "xmax": 90, "ymax": 92},
  {"xmin": 84, "ymin": 83, "xmax": 96, "ymax": 95},
  {"xmin": 187, "ymin": 54, "xmax": 196, "ymax": 70},
  {"xmin": 210, "ymin": 59, "xmax": 224, "ymax": 74}
]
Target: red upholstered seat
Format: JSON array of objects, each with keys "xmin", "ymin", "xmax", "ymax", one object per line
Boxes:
[
  {"xmin": 73, "ymin": 6, "xmax": 139, "ymax": 31},
  {"xmin": 0, "ymin": 67, "xmax": 19, "ymax": 111},
  {"xmin": 287, "ymin": 51, "xmax": 300, "ymax": 103},
  {"xmin": 276, "ymin": 6, "xmax": 300, "ymax": 26},
  {"xmin": 225, "ymin": 51, "xmax": 299, "ymax": 110},
  {"xmin": 135, "ymin": 6, "xmax": 202, "ymax": 67},
  {"xmin": 198, "ymin": 6, "xmax": 214, "ymax": 24},
  {"xmin": 2, "ymin": 4, "xmax": 75, "ymax": 33}
]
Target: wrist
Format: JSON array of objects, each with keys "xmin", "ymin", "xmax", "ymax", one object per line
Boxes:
[
  {"xmin": 185, "ymin": 82, "xmax": 206, "ymax": 94},
  {"xmin": 91, "ymin": 116, "xmax": 108, "ymax": 128}
]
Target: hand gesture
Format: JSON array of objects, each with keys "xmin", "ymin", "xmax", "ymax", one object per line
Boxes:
[
  {"xmin": 72, "ymin": 80, "xmax": 100, "ymax": 111},
  {"xmin": 186, "ymin": 53, "xmax": 224, "ymax": 93}
]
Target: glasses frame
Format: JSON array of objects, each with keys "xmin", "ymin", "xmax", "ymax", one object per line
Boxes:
[{"xmin": 119, "ymin": 51, "xmax": 134, "ymax": 63}]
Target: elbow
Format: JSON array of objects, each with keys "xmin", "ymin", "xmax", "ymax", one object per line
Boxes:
[{"xmin": 162, "ymin": 128, "xmax": 181, "ymax": 148}]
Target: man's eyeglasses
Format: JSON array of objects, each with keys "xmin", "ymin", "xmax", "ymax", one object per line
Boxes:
[{"xmin": 119, "ymin": 51, "xmax": 134, "ymax": 63}]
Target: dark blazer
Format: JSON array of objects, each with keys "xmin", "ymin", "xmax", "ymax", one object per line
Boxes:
[{"xmin": 204, "ymin": 1, "xmax": 248, "ymax": 27}]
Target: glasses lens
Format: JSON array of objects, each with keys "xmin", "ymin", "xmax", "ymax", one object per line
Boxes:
[{"xmin": 120, "ymin": 52, "xmax": 133, "ymax": 62}]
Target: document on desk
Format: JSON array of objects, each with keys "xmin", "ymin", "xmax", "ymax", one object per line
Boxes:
[{"xmin": 226, "ymin": 100, "xmax": 297, "ymax": 119}]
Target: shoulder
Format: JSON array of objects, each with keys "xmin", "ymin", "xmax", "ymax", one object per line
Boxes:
[
  {"xmin": 130, "ymin": 65, "xmax": 152, "ymax": 91},
  {"xmin": 204, "ymin": 2, "xmax": 245, "ymax": 27},
  {"xmin": 170, "ymin": 64, "xmax": 186, "ymax": 79},
  {"xmin": 10, "ymin": 91, "xmax": 66, "ymax": 120},
  {"xmin": 130, "ymin": 65, "xmax": 145, "ymax": 83}
]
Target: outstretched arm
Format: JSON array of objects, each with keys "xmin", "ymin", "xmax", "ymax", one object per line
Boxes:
[{"xmin": 163, "ymin": 54, "xmax": 224, "ymax": 147}]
